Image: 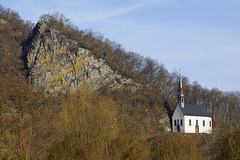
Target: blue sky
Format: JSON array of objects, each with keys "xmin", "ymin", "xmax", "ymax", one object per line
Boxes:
[{"xmin": 2, "ymin": 0, "xmax": 240, "ymax": 92}]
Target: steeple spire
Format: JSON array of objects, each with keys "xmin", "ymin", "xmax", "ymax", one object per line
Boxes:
[
  {"xmin": 178, "ymin": 72, "xmax": 185, "ymax": 108},
  {"xmin": 179, "ymin": 71, "xmax": 183, "ymax": 89}
]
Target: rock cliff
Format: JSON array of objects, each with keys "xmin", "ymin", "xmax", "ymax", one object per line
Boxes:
[{"xmin": 25, "ymin": 21, "xmax": 140, "ymax": 95}]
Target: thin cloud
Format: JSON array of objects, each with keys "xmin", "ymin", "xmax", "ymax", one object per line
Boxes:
[
  {"xmin": 72, "ymin": 3, "xmax": 145, "ymax": 24},
  {"xmin": 73, "ymin": 0, "xmax": 172, "ymax": 24}
]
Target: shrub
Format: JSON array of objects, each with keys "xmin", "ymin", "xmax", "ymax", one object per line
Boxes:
[
  {"xmin": 151, "ymin": 133, "xmax": 203, "ymax": 160},
  {"xmin": 216, "ymin": 130, "xmax": 240, "ymax": 160}
]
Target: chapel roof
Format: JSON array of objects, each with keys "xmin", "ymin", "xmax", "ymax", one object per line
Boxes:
[{"xmin": 179, "ymin": 104, "xmax": 211, "ymax": 117}]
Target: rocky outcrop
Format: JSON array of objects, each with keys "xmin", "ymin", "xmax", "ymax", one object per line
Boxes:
[
  {"xmin": 0, "ymin": 19, "xmax": 9, "ymax": 25},
  {"xmin": 25, "ymin": 21, "xmax": 140, "ymax": 95}
]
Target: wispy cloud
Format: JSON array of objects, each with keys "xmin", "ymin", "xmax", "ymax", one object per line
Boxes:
[
  {"xmin": 75, "ymin": 3, "xmax": 146, "ymax": 24},
  {"xmin": 71, "ymin": 0, "xmax": 172, "ymax": 24}
]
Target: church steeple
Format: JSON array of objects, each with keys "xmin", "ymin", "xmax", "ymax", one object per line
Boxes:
[{"xmin": 178, "ymin": 72, "xmax": 185, "ymax": 108}]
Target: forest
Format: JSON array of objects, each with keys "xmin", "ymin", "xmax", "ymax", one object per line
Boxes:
[{"xmin": 0, "ymin": 5, "xmax": 240, "ymax": 160}]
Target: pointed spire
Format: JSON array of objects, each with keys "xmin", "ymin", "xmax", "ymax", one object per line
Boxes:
[
  {"xmin": 178, "ymin": 71, "xmax": 185, "ymax": 108},
  {"xmin": 179, "ymin": 70, "xmax": 183, "ymax": 89}
]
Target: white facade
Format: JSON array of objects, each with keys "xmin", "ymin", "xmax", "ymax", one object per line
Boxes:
[
  {"xmin": 184, "ymin": 115, "xmax": 212, "ymax": 133},
  {"xmin": 172, "ymin": 105, "xmax": 212, "ymax": 134}
]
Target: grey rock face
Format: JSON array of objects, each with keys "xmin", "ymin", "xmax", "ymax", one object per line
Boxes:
[
  {"xmin": 26, "ymin": 21, "xmax": 140, "ymax": 95},
  {"xmin": 0, "ymin": 19, "xmax": 8, "ymax": 25}
]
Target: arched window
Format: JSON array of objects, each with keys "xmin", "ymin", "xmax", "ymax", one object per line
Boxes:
[
  {"xmin": 209, "ymin": 120, "xmax": 212, "ymax": 127},
  {"xmin": 189, "ymin": 119, "xmax": 191, "ymax": 126},
  {"xmin": 174, "ymin": 120, "xmax": 176, "ymax": 126},
  {"xmin": 180, "ymin": 119, "xmax": 183, "ymax": 126},
  {"xmin": 203, "ymin": 120, "xmax": 205, "ymax": 127}
]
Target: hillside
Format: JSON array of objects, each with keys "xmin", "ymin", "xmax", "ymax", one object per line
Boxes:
[{"xmin": 0, "ymin": 5, "xmax": 240, "ymax": 159}]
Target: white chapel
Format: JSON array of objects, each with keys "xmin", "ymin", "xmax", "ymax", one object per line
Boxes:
[{"xmin": 172, "ymin": 74, "xmax": 212, "ymax": 134}]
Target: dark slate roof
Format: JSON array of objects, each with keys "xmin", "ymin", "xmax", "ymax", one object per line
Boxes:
[{"xmin": 179, "ymin": 104, "xmax": 211, "ymax": 117}]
